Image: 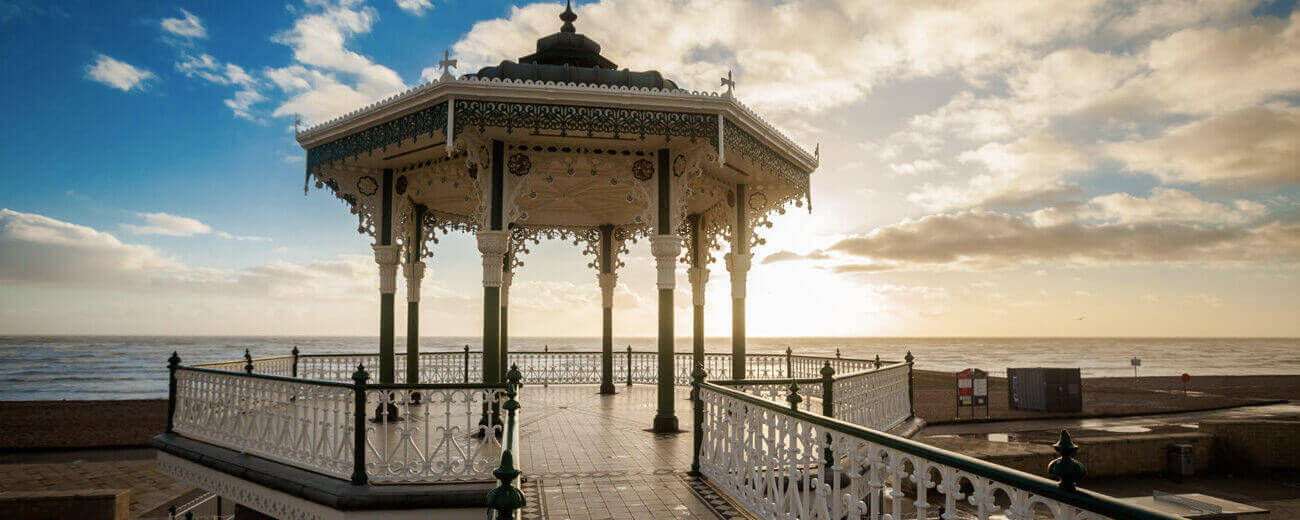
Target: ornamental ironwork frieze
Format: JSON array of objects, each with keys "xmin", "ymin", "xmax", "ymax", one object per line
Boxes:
[
  {"xmin": 453, "ymin": 99, "xmax": 718, "ymax": 147},
  {"xmin": 723, "ymin": 119, "xmax": 809, "ymax": 191},
  {"xmin": 306, "ymin": 102, "xmax": 449, "ymax": 174}
]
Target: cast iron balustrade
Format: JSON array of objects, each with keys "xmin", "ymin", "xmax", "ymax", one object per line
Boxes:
[{"xmin": 691, "ymin": 377, "xmax": 1184, "ymax": 520}]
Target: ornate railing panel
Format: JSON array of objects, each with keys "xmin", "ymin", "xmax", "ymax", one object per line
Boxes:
[
  {"xmin": 696, "ymin": 383, "xmax": 1181, "ymax": 520},
  {"xmin": 172, "ymin": 368, "xmax": 356, "ymax": 480},
  {"xmin": 365, "ymin": 385, "xmax": 508, "ymax": 483},
  {"xmin": 511, "ymin": 351, "xmax": 601, "ymax": 384},
  {"xmin": 833, "ymin": 363, "xmax": 911, "ymax": 431}
]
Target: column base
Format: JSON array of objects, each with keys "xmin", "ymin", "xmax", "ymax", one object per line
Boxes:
[
  {"xmin": 598, "ymin": 382, "xmax": 617, "ymax": 395},
  {"xmin": 652, "ymin": 415, "xmax": 680, "ymax": 433}
]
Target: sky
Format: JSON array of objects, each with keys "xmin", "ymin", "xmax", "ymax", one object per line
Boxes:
[{"xmin": 0, "ymin": 0, "xmax": 1297, "ymax": 337}]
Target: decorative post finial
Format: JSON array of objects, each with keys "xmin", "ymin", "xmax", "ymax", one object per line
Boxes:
[
  {"xmin": 438, "ymin": 49, "xmax": 457, "ymax": 81},
  {"xmin": 720, "ymin": 69, "xmax": 735, "ymax": 98},
  {"xmin": 243, "ymin": 348, "xmax": 254, "ymax": 374},
  {"xmin": 786, "ymin": 381, "xmax": 802, "ymax": 410},
  {"xmin": 874, "ymin": 354, "xmax": 882, "ymax": 368},
  {"xmin": 168, "ymin": 351, "xmax": 181, "ymax": 369},
  {"xmin": 904, "ymin": 351, "xmax": 915, "ymax": 364},
  {"xmin": 1048, "ymin": 429, "xmax": 1086, "ymax": 491},
  {"xmin": 560, "ymin": 0, "xmax": 577, "ymax": 33},
  {"xmin": 352, "ymin": 364, "xmax": 370, "ymax": 386}
]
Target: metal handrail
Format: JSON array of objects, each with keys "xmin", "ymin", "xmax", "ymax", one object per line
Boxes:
[{"xmin": 696, "ymin": 381, "xmax": 1183, "ymax": 520}]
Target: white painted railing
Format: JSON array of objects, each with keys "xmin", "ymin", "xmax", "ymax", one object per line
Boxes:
[
  {"xmin": 172, "ymin": 368, "xmax": 356, "ymax": 480},
  {"xmin": 169, "ymin": 364, "xmax": 513, "ymax": 485},
  {"xmin": 365, "ymin": 386, "xmax": 507, "ymax": 482},
  {"xmin": 695, "ymin": 383, "xmax": 1181, "ymax": 520},
  {"xmin": 832, "ymin": 363, "xmax": 911, "ymax": 432}
]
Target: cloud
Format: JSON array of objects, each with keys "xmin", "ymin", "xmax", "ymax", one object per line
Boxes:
[
  {"xmin": 1109, "ymin": 107, "xmax": 1300, "ymax": 187},
  {"xmin": 908, "ymin": 134, "xmax": 1092, "ymax": 211},
  {"xmin": 762, "ymin": 250, "xmax": 829, "ymax": 264},
  {"xmin": 161, "ymin": 9, "xmax": 207, "ymax": 40},
  {"xmin": 1, "ymin": 208, "xmax": 184, "ymax": 287},
  {"xmin": 119, "ymin": 211, "xmax": 269, "ymax": 241},
  {"xmin": 394, "ymin": 0, "xmax": 432, "ymax": 16},
  {"xmin": 85, "ymin": 54, "xmax": 154, "ymax": 92},
  {"xmin": 268, "ymin": 0, "xmax": 405, "ymax": 124},
  {"xmin": 444, "ymin": 0, "xmax": 1126, "ymax": 115},
  {"xmin": 122, "ymin": 212, "xmax": 212, "ymax": 236},
  {"xmin": 888, "ymin": 159, "xmax": 943, "ymax": 176},
  {"xmin": 823, "ymin": 209, "xmax": 1299, "ymax": 271},
  {"xmin": 1031, "ymin": 188, "xmax": 1270, "ymax": 226},
  {"xmin": 1, "ymin": 209, "xmax": 350, "ymax": 299},
  {"xmin": 176, "ymin": 54, "xmax": 266, "ymax": 120}
]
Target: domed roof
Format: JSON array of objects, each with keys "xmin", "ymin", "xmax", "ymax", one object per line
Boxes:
[{"xmin": 466, "ymin": 1, "xmax": 678, "ymax": 90}]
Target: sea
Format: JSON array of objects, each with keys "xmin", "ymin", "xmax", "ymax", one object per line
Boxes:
[{"xmin": 1, "ymin": 336, "xmax": 1298, "ymax": 401}]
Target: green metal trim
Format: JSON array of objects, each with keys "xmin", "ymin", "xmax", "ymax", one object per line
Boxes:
[
  {"xmin": 177, "ymin": 366, "xmax": 355, "ymax": 389},
  {"xmin": 453, "ymin": 99, "xmax": 717, "ymax": 149},
  {"xmin": 723, "ymin": 119, "xmax": 810, "ymax": 190},
  {"xmin": 305, "ymin": 102, "xmax": 448, "ymax": 174},
  {"xmin": 698, "ymin": 382, "xmax": 1185, "ymax": 520}
]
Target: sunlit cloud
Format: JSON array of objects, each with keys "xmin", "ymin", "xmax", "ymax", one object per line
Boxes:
[{"xmin": 84, "ymin": 54, "xmax": 154, "ymax": 92}]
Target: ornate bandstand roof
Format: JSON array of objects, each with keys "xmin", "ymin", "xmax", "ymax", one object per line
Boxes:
[{"xmin": 295, "ymin": 3, "xmax": 818, "ymax": 264}]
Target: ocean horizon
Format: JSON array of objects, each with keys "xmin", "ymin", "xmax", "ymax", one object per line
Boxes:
[{"xmin": 2, "ymin": 335, "xmax": 1298, "ymax": 401}]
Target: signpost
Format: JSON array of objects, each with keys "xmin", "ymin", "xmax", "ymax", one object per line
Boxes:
[
  {"xmin": 956, "ymin": 368, "xmax": 989, "ymax": 419},
  {"xmin": 1131, "ymin": 357, "xmax": 1141, "ymax": 379}
]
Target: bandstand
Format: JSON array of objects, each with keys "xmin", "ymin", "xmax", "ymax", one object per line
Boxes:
[{"xmin": 150, "ymin": 5, "xmax": 1184, "ymax": 520}]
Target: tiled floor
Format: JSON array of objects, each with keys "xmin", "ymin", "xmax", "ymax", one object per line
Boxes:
[
  {"xmin": 0, "ymin": 458, "xmax": 193, "ymax": 518},
  {"xmin": 514, "ymin": 385, "xmax": 746, "ymax": 519}
]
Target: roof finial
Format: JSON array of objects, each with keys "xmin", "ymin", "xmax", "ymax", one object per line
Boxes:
[
  {"xmin": 438, "ymin": 49, "xmax": 457, "ymax": 81},
  {"xmin": 721, "ymin": 69, "xmax": 735, "ymax": 98},
  {"xmin": 560, "ymin": 0, "xmax": 577, "ymax": 33}
]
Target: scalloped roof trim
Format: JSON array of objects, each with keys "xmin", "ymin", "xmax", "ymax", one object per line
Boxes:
[{"xmin": 295, "ymin": 76, "xmax": 816, "ymax": 166}]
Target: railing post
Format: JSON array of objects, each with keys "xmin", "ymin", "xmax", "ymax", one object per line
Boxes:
[
  {"xmin": 689, "ymin": 363, "xmax": 707, "ymax": 475},
  {"xmin": 785, "ymin": 347, "xmax": 793, "ymax": 378},
  {"xmin": 543, "ymin": 345, "xmax": 549, "ymax": 387},
  {"xmin": 291, "ymin": 346, "xmax": 300, "ymax": 378},
  {"xmin": 820, "ymin": 361, "xmax": 835, "ymax": 478},
  {"xmin": 1048, "ymin": 429, "xmax": 1086, "ymax": 491},
  {"xmin": 243, "ymin": 348, "xmax": 254, "ymax": 374},
  {"xmin": 464, "ymin": 345, "xmax": 471, "ymax": 383},
  {"xmin": 350, "ymin": 364, "xmax": 370, "ymax": 486},
  {"xmin": 874, "ymin": 354, "xmax": 881, "ymax": 369},
  {"xmin": 626, "ymin": 345, "xmax": 633, "ymax": 386},
  {"xmin": 820, "ymin": 361, "xmax": 835, "ymax": 418},
  {"xmin": 166, "ymin": 352, "xmax": 180, "ymax": 433},
  {"xmin": 905, "ymin": 350, "xmax": 916, "ymax": 418},
  {"xmin": 786, "ymin": 382, "xmax": 802, "ymax": 411},
  {"xmin": 487, "ymin": 364, "xmax": 525, "ymax": 519}
]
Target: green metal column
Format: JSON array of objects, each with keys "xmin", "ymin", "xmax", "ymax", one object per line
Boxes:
[
  {"xmin": 406, "ymin": 205, "xmax": 424, "ymax": 387},
  {"xmin": 500, "ymin": 261, "xmax": 511, "ymax": 383},
  {"xmin": 379, "ymin": 169, "xmax": 396, "ymax": 385},
  {"xmin": 652, "ymin": 148, "xmax": 679, "ymax": 433},
  {"xmin": 731, "ymin": 183, "xmax": 748, "ymax": 380},
  {"xmin": 598, "ymin": 224, "xmax": 616, "ymax": 395},
  {"xmin": 482, "ymin": 140, "xmax": 505, "ymax": 385},
  {"xmin": 688, "ymin": 215, "xmax": 705, "ymax": 375}
]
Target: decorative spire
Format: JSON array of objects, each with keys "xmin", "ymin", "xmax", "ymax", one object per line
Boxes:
[
  {"xmin": 560, "ymin": 0, "xmax": 577, "ymax": 33},
  {"xmin": 721, "ymin": 69, "xmax": 735, "ymax": 98},
  {"xmin": 438, "ymin": 49, "xmax": 457, "ymax": 81}
]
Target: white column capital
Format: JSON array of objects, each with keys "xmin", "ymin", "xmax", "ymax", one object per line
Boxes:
[
  {"xmin": 476, "ymin": 230, "xmax": 510, "ymax": 287},
  {"xmin": 403, "ymin": 261, "xmax": 426, "ymax": 302},
  {"xmin": 650, "ymin": 234, "xmax": 682, "ymax": 290},
  {"xmin": 725, "ymin": 252, "xmax": 749, "ymax": 300},
  {"xmin": 373, "ymin": 244, "xmax": 400, "ymax": 294},
  {"xmin": 501, "ymin": 271, "xmax": 514, "ymax": 304},
  {"xmin": 687, "ymin": 267, "xmax": 709, "ymax": 306},
  {"xmin": 598, "ymin": 272, "xmax": 618, "ymax": 308}
]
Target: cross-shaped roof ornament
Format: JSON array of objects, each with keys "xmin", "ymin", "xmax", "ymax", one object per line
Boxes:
[
  {"xmin": 294, "ymin": 113, "xmax": 302, "ymax": 134},
  {"xmin": 720, "ymin": 69, "xmax": 735, "ymax": 98},
  {"xmin": 439, "ymin": 49, "xmax": 457, "ymax": 81}
]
